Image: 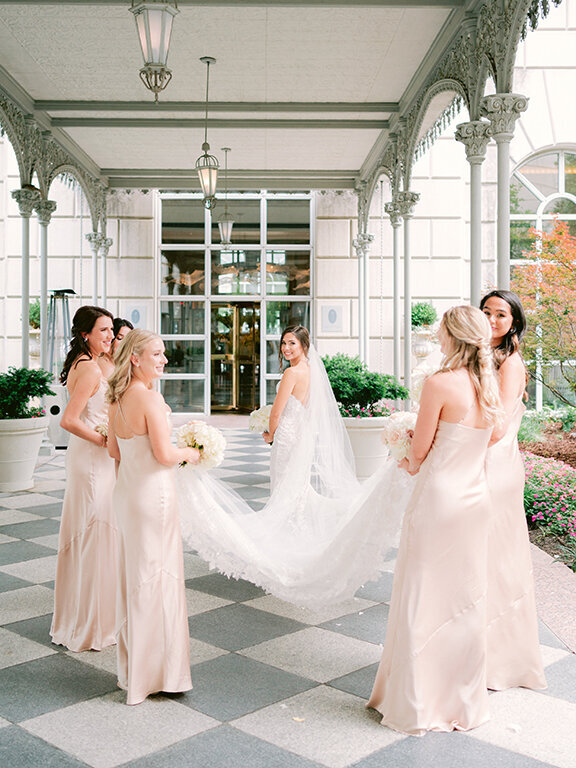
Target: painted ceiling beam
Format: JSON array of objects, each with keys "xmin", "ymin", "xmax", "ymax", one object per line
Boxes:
[
  {"xmin": 37, "ymin": 101, "xmax": 398, "ymax": 113},
  {"xmin": 52, "ymin": 117, "xmax": 387, "ymax": 129}
]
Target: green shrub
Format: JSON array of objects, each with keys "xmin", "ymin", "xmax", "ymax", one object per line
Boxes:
[
  {"xmin": 517, "ymin": 409, "xmax": 547, "ymax": 443},
  {"xmin": 322, "ymin": 353, "xmax": 408, "ymax": 417},
  {"xmin": 557, "ymin": 407, "xmax": 576, "ymax": 433},
  {"xmin": 411, "ymin": 302, "xmax": 437, "ymax": 328},
  {"xmin": 0, "ymin": 367, "xmax": 55, "ymax": 419},
  {"xmin": 522, "ymin": 451, "xmax": 576, "ymax": 541},
  {"xmin": 29, "ymin": 299, "xmax": 41, "ymax": 329}
]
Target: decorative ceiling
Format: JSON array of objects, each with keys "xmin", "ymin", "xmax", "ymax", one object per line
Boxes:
[{"xmin": 0, "ymin": 0, "xmax": 475, "ymax": 191}]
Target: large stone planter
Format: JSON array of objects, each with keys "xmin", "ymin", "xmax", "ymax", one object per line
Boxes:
[
  {"xmin": 343, "ymin": 415, "xmax": 388, "ymax": 480},
  {"xmin": 412, "ymin": 327, "xmax": 435, "ymax": 363},
  {"xmin": 0, "ymin": 415, "xmax": 49, "ymax": 492}
]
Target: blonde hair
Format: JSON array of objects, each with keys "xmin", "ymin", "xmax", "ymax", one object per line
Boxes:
[
  {"xmin": 438, "ymin": 305, "xmax": 502, "ymax": 425},
  {"xmin": 106, "ymin": 329, "xmax": 160, "ymax": 404}
]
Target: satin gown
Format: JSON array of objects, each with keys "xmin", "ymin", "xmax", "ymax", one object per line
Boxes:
[
  {"xmin": 368, "ymin": 418, "xmax": 492, "ymax": 736},
  {"xmin": 486, "ymin": 398, "xmax": 546, "ymax": 690},
  {"xmin": 114, "ymin": 411, "xmax": 192, "ymax": 706},
  {"xmin": 50, "ymin": 377, "xmax": 117, "ymax": 652}
]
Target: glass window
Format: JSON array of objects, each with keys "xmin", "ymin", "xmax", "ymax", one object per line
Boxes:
[
  {"xmin": 160, "ymin": 379, "xmax": 204, "ymax": 412},
  {"xmin": 510, "ymin": 221, "xmax": 535, "ymax": 260},
  {"xmin": 162, "ymin": 199, "xmax": 205, "ymax": 244},
  {"xmin": 543, "ymin": 197, "xmax": 576, "ymax": 216},
  {"xmin": 266, "ymin": 378, "xmax": 281, "ymax": 403},
  {"xmin": 267, "ymin": 199, "xmax": 310, "ymax": 244},
  {"xmin": 211, "ymin": 249, "xmax": 261, "ymax": 295},
  {"xmin": 161, "ymin": 251, "xmax": 205, "ymax": 295},
  {"xmin": 160, "ymin": 301, "xmax": 205, "ymax": 335},
  {"xmin": 520, "ymin": 153, "xmax": 559, "ymax": 198},
  {"xmin": 266, "ymin": 250, "xmax": 310, "ymax": 295},
  {"xmin": 565, "ymin": 153, "xmax": 576, "ymax": 196},
  {"xmin": 510, "ymin": 177, "xmax": 541, "ymax": 214},
  {"xmin": 266, "ymin": 339, "xmax": 282, "ymax": 373},
  {"xmin": 211, "ymin": 199, "xmax": 260, "ymax": 244},
  {"xmin": 266, "ymin": 301, "xmax": 310, "ymax": 336},
  {"xmin": 163, "ymin": 340, "xmax": 205, "ymax": 374}
]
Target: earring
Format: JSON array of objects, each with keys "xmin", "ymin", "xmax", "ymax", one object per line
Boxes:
[
  {"xmin": 510, "ymin": 327, "xmax": 516, "ymax": 334},
  {"xmin": 83, "ymin": 336, "xmax": 88, "ymax": 342}
]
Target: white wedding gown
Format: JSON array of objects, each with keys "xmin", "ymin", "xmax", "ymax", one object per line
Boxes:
[{"xmin": 176, "ymin": 346, "xmax": 413, "ymax": 608}]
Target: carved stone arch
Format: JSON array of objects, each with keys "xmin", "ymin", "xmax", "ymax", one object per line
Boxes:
[
  {"xmin": 48, "ymin": 162, "xmax": 108, "ymax": 234},
  {"xmin": 403, "ymin": 78, "xmax": 470, "ymax": 186},
  {"xmin": 365, "ymin": 164, "xmax": 394, "ymax": 226},
  {"xmin": 472, "ymin": 53, "xmax": 497, "ymax": 116},
  {"xmin": 0, "ymin": 96, "xmax": 42, "ymax": 186}
]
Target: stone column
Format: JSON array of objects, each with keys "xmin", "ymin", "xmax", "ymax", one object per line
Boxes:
[
  {"xmin": 455, "ymin": 121, "xmax": 492, "ymax": 306},
  {"xmin": 98, "ymin": 237, "xmax": 113, "ymax": 307},
  {"xmin": 353, "ymin": 232, "xmax": 374, "ymax": 365},
  {"xmin": 385, "ymin": 201, "xmax": 402, "ymax": 383},
  {"xmin": 480, "ymin": 94, "xmax": 528, "ymax": 288},
  {"xmin": 85, "ymin": 232, "xmax": 102, "ymax": 304},
  {"xmin": 11, "ymin": 187, "xmax": 42, "ymax": 367},
  {"xmin": 34, "ymin": 200, "xmax": 58, "ymax": 371},
  {"xmin": 396, "ymin": 191, "xmax": 420, "ymax": 395}
]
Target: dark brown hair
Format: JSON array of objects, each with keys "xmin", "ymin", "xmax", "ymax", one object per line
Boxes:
[
  {"xmin": 480, "ymin": 289, "xmax": 526, "ymax": 369},
  {"xmin": 278, "ymin": 325, "xmax": 310, "ymax": 369},
  {"xmin": 60, "ymin": 305, "xmax": 114, "ymax": 384}
]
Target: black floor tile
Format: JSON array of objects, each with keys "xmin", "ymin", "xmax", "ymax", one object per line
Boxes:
[
  {"xmin": 0, "ymin": 572, "xmax": 33, "ymax": 593},
  {"xmin": 186, "ymin": 572, "xmax": 266, "ymax": 602},
  {"xmin": 188, "ymin": 603, "xmax": 306, "ymax": 651},
  {"xmin": 4, "ymin": 614, "xmax": 67, "ymax": 652},
  {"xmin": 0, "ymin": 541, "xmax": 56, "ymax": 566},
  {"xmin": 0, "ymin": 518, "xmax": 61, "ymax": 540},
  {"xmin": 0, "ymin": 654, "xmax": 118, "ymax": 721},
  {"xmin": 355, "ymin": 571, "xmax": 394, "ymax": 603},
  {"xmin": 16, "ymin": 503, "xmax": 63, "ymax": 519},
  {"xmin": 328, "ymin": 663, "xmax": 379, "ymax": 700},
  {"xmin": 537, "ymin": 653, "xmax": 576, "ymax": 704},
  {"xmin": 320, "ymin": 602, "xmax": 389, "ymax": 644},
  {"xmin": 0, "ymin": 726, "xmax": 90, "ymax": 768}
]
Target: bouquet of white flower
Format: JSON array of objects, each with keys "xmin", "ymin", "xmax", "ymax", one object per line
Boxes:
[
  {"xmin": 176, "ymin": 421, "xmax": 226, "ymax": 469},
  {"xmin": 410, "ymin": 364, "xmax": 437, "ymax": 407},
  {"xmin": 381, "ymin": 411, "xmax": 418, "ymax": 461},
  {"xmin": 94, "ymin": 422, "xmax": 108, "ymax": 440},
  {"xmin": 248, "ymin": 404, "xmax": 273, "ymax": 433}
]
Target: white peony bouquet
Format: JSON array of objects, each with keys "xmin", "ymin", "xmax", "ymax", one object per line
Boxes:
[
  {"xmin": 381, "ymin": 411, "xmax": 418, "ymax": 461},
  {"xmin": 248, "ymin": 404, "xmax": 273, "ymax": 433},
  {"xmin": 176, "ymin": 420, "xmax": 226, "ymax": 469}
]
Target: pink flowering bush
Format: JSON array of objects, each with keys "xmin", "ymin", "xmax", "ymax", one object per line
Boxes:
[{"xmin": 522, "ymin": 451, "xmax": 576, "ymax": 540}]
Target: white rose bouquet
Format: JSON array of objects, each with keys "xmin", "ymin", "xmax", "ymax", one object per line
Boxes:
[
  {"xmin": 410, "ymin": 364, "xmax": 437, "ymax": 408},
  {"xmin": 248, "ymin": 404, "xmax": 273, "ymax": 434},
  {"xmin": 381, "ymin": 411, "xmax": 418, "ymax": 461},
  {"xmin": 176, "ymin": 420, "xmax": 226, "ymax": 469}
]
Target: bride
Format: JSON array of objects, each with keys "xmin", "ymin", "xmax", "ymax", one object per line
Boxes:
[{"xmin": 177, "ymin": 325, "xmax": 413, "ymax": 608}]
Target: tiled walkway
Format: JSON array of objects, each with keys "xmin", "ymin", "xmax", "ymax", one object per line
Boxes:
[{"xmin": 0, "ymin": 429, "xmax": 575, "ymax": 768}]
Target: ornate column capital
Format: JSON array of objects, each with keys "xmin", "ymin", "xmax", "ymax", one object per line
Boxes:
[
  {"xmin": 395, "ymin": 191, "xmax": 420, "ymax": 219},
  {"xmin": 34, "ymin": 199, "xmax": 57, "ymax": 226},
  {"xmin": 99, "ymin": 237, "xmax": 113, "ymax": 258},
  {"xmin": 455, "ymin": 120, "xmax": 492, "ymax": 165},
  {"xmin": 479, "ymin": 93, "xmax": 529, "ymax": 142},
  {"xmin": 352, "ymin": 231, "xmax": 374, "ymax": 258},
  {"xmin": 85, "ymin": 231, "xmax": 104, "ymax": 252},
  {"xmin": 385, "ymin": 201, "xmax": 402, "ymax": 228},
  {"xmin": 11, "ymin": 188, "xmax": 41, "ymax": 218}
]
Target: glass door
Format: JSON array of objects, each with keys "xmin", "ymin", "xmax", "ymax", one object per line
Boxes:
[{"xmin": 211, "ymin": 303, "xmax": 260, "ymax": 411}]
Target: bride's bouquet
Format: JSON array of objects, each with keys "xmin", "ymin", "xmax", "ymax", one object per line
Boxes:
[
  {"xmin": 94, "ymin": 422, "xmax": 108, "ymax": 440},
  {"xmin": 176, "ymin": 421, "xmax": 226, "ymax": 469},
  {"xmin": 248, "ymin": 404, "xmax": 273, "ymax": 433},
  {"xmin": 410, "ymin": 363, "xmax": 437, "ymax": 408},
  {"xmin": 381, "ymin": 411, "xmax": 417, "ymax": 461}
]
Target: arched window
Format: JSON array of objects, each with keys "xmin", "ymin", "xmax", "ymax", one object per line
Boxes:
[{"xmin": 510, "ymin": 149, "xmax": 576, "ymax": 260}]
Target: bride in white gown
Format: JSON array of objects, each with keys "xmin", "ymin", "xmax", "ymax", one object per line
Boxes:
[{"xmin": 176, "ymin": 326, "xmax": 413, "ymax": 608}]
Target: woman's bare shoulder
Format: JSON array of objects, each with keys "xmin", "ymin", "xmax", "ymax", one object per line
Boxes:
[{"xmin": 500, "ymin": 352, "xmax": 525, "ymax": 374}]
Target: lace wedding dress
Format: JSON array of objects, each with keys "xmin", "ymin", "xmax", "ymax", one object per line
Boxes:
[{"xmin": 176, "ymin": 345, "xmax": 413, "ymax": 608}]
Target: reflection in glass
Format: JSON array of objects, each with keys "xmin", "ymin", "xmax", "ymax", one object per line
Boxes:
[
  {"xmin": 267, "ymin": 199, "xmax": 310, "ymax": 244},
  {"xmin": 543, "ymin": 198, "xmax": 576, "ymax": 216},
  {"xmin": 160, "ymin": 379, "xmax": 204, "ymax": 412},
  {"xmin": 162, "ymin": 199, "xmax": 205, "ymax": 244},
  {"xmin": 164, "ymin": 340, "xmax": 204, "ymax": 374},
  {"xmin": 161, "ymin": 251, "xmax": 205, "ymax": 295},
  {"xmin": 211, "ymin": 198, "xmax": 260, "ymax": 244},
  {"xmin": 520, "ymin": 153, "xmax": 559, "ymax": 199},
  {"xmin": 266, "ymin": 250, "xmax": 310, "ymax": 295},
  {"xmin": 565, "ymin": 153, "xmax": 576, "ymax": 196},
  {"xmin": 161, "ymin": 301, "xmax": 204, "ymax": 335},
  {"xmin": 210, "ymin": 303, "xmax": 260, "ymax": 411},
  {"xmin": 510, "ymin": 177, "xmax": 541, "ymax": 214},
  {"xmin": 211, "ymin": 249, "xmax": 261, "ymax": 294},
  {"xmin": 266, "ymin": 378, "xmax": 281, "ymax": 404},
  {"xmin": 266, "ymin": 301, "xmax": 310, "ymax": 336},
  {"xmin": 267, "ymin": 339, "xmax": 282, "ymax": 373},
  {"xmin": 510, "ymin": 221, "xmax": 535, "ymax": 260}
]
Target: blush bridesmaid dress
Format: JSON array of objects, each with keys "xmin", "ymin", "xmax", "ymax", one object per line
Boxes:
[
  {"xmin": 113, "ymin": 406, "xmax": 192, "ymax": 706},
  {"xmin": 485, "ymin": 397, "xmax": 546, "ymax": 691},
  {"xmin": 368, "ymin": 415, "xmax": 492, "ymax": 735},
  {"xmin": 50, "ymin": 377, "xmax": 117, "ymax": 651}
]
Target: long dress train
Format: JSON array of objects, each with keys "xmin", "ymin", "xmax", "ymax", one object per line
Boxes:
[
  {"xmin": 485, "ymin": 397, "xmax": 546, "ymax": 690},
  {"xmin": 367, "ymin": 419, "xmax": 492, "ymax": 735},
  {"xmin": 114, "ymin": 411, "xmax": 192, "ymax": 706},
  {"xmin": 176, "ymin": 345, "xmax": 414, "ymax": 609},
  {"xmin": 51, "ymin": 377, "xmax": 117, "ymax": 652}
]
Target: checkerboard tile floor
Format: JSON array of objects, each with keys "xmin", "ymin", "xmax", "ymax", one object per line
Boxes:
[{"xmin": 0, "ymin": 429, "xmax": 575, "ymax": 768}]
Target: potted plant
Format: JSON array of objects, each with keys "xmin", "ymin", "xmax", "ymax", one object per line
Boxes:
[
  {"xmin": 29, "ymin": 298, "xmax": 41, "ymax": 361},
  {"xmin": 411, "ymin": 301, "xmax": 438, "ymax": 362},
  {"xmin": 0, "ymin": 366, "xmax": 54, "ymax": 491},
  {"xmin": 322, "ymin": 353, "xmax": 408, "ymax": 478}
]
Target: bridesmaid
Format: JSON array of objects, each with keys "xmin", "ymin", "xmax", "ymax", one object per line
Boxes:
[
  {"xmin": 368, "ymin": 306, "xmax": 502, "ymax": 735},
  {"xmin": 106, "ymin": 329, "xmax": 198, "ymax": 705},
  {"xmin": 480, "ymin": 289, "xmax": 546, "ymax": 690},
  {"xmin": 111, "ymin": 317, "xmax": 134, "ymax": 357},
  {"xmin": 51, "ymin": 306, "xmax": 117, "ymax": 651}
]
